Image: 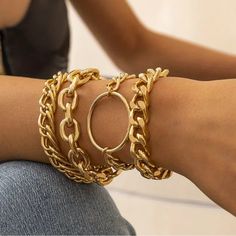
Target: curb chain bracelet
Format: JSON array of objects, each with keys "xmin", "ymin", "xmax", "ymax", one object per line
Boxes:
[{"xmin": 129, "ymin": 67, "xmax": 173, "ymax": 180}]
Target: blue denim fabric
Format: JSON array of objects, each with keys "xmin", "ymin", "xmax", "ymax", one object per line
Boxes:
[{"xmin": 0, "ymin": 160, "xmax": 136, "ymax": 235}]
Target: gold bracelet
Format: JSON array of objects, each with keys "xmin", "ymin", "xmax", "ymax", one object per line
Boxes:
[
  {"xmin": 87, "ymin": 72, "xmax": 136, "ymax": 170},
  {"xmin": 57, "ymin": 68, "xmax": 122, "ymax": 185},
  {"xmin": 38, "ymin": 71, "xmax": 94, "ymax": 184},
  {"xmin": 39, "ymin": 67, "xmax": 173, "ymax": 185},
  {"xmin": 129, "ymin": 67, "xmax": 173, "ymax": 180}
]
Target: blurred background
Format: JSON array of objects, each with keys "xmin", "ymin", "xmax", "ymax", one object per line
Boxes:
[{"xmin": 67, "ymin": 0, "xmax": 236, "ymax": 234}]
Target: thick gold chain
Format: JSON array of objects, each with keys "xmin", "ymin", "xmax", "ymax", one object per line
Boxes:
[
  {"xmin": 38, "ymin": 71, "xmax": 94, "ymax": 184},
  {"xmin": 39, "ymin": 67, "xmax": 173, "ymax": 185},
  {"xmin": 57, "ymin": 69, "xmax": 122, "ymax": 185},
  {"xmin": 129, "ymin": 67, "xmax": 173, "ymax": 180}
]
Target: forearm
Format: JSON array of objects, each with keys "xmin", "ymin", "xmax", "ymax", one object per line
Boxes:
[
  {"xmin": 0, "ymin": 74, "xmax": 184, "ymax": 169},
  {"xmin": 0, "ymin": 76, "xmax": 48, "ymax": 163},
  {"xmin": 0, "ymin": 74, "xmax": 235, "ymax": 216},
  {"xmin": 70, "ymin": 0, "xmax": 236, "ymax": 81},
  {"xmin": 0, "ymin": 75, "xmax": 137, "ymax": 165},
  {"xmin": 122, "ymin": 29, "xmax": 236, "ymax": 81},
  {"xmin": 154, "ymin": 77, "xmax": 236, "ymax": 216}
]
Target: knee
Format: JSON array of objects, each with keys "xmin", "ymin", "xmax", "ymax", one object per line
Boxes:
[
  {"xmin": 0, "ymin": 160, "xmax": 111, "ymax": 210},
  {"xmin": 0, "ymin": 161, "xmax": 136, "ymax": 235},
  {"xmin": 0, "ymin": 160, "xmax": 115, "ymax": 207},
  {"xmin": 0, "ymin": 160, "xmax": 67, "ymax": 233}
]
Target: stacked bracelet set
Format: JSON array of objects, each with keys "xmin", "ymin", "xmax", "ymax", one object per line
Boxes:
[{"xmin": 38, "ymin": 67, "xmax": 173, "ymax": 186}]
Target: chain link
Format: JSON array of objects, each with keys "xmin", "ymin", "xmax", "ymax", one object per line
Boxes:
[
  {"xmin": 129, "ymin": 67, "xmax": 173, "ymax": 180},
  {"xmin": 39, "ymin": 67, "xmax": 173, "ymax": 185},
  {"xmin": 101, "ymin": 72, "xmax": 137, "ymax": 170},
  {"xmin": 39, "ymin": 69, "xmax": 124, "ymax": 185},
  {"xmin": 38, "ymin": 71, "xmax": 94, "ymax": 184},
  {"xmin": 57, "ymin": 69, "xmax": 123, "ymax": 185},
  {"xmin": 87, "ymin": 73, "xmax": 136, "ymax": 170}
]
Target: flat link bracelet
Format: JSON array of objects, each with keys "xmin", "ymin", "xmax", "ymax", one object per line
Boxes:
[{"xmin": 129, "ymin": 67, "xmax": 173, "ymax": 179}]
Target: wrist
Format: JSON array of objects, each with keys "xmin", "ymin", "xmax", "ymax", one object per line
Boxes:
[
  {"xmin": 55, "ymin": 77, "xmax": 138, "ymax": 166},
  {"xmin": 149, "ymin": 76, "xmax": 205, "ymax": 177}
]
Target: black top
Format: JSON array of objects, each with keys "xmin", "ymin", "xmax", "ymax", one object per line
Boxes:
[{"xmin": 0, "ymin": 0, "xmax": 70, "ymax": 79}]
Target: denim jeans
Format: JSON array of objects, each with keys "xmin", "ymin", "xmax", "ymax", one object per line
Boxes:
[{"xmin": 0, "ymin": 160, "xmax": 136, "ymax": 235}]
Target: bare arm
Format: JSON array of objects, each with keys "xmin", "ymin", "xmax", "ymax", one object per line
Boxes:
[
  {"xmin": 0, "ymin": 0, "xmax": 30, "ymax": 28},
  {"xmin": 0, "ymin": 74, "xmax": 235, "ymax": 216},
  {"xmin": 70, "ymin": 0, "xmax": 236, "ymax": 80},
  {"xmin": 1, "ymin": 0, "xmax": 236, "ymax": 80}
]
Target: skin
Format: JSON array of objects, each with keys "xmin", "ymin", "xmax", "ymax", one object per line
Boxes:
[
  {"xmin": 0, "ymin": 0, "xmax": 235, "ymax": 216},
  {"xmin": 1, "ymin": 0, "xmax": 236, "ymax": 79},
  {"xmin": 0, "ymin": 75, "xmax": 235, "ymax": 217},
  {"xmin": 0, "ymin": 0, "xmax": 30, "ymax": 28},
  {"xmin": 69, "ymin": 0, "xmax": 236, "ymax": 80}
]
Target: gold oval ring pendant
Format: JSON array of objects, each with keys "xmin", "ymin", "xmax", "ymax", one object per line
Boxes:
[{"xmin": 87, "ymin": 91, "xmax": 130, "ymax": 154}]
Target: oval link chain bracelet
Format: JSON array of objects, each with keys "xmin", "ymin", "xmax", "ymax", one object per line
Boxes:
[{"xmin": 38, "ymin": 71, "xmax": 94, "ymax": 184}]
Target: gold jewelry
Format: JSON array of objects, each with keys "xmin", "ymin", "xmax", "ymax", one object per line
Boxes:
[
  {"xmin": 38, "ymin": 71, "xmax": 94, "ymax": 184},
  {"xmin": 87, "ymin": 72, "xmax": 136, "ymax": 170},
  {"xmin": 39, "ymin": 67, "xmax": 173, "ymax": 185},
  {"xmin": 129, "ymin": 67, "xmax": 173, "ymax": 179},
  {"xmin": 57, "ymin": 68, "xmax": 122, "ymax": 185}
]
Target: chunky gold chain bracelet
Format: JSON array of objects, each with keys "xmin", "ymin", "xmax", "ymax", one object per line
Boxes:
[
  {"xmin": 57, "ymin": 68, "xmax": 123, "ymax": 185},
  {"xmin": 38, "ymin": 71, "xmax": 94, "ymax": 184},
  {"xmin": 39, "ymin": 69, "xmax": 122, "ymax": 185},
  {"xmin": 129, "ymin": 67, "xmax": 173, "ymax": 180},
  {"xmin": 39, "ymin": 67, "xmax": 173, "ymax": 186}
]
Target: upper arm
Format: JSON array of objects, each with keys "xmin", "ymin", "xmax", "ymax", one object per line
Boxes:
[
  {"xmin": 0, "ymin": 0, "xmax": 31, "ymax": 29},
  {"xmin": 69, "ymin": 0, "xmax": 147, "ymax": 66}
]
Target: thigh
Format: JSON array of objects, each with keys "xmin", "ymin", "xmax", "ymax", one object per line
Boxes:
[{"xmin": 0, "ymin": 160, "xmax": 136, "ymax": 235}]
